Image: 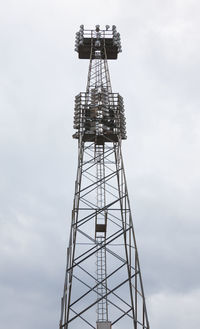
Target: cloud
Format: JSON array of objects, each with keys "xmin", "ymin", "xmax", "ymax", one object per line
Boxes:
[
  {"xmin": 149, "ymin": 290, "xmax": 200, "ymax": 329},
  {"xmin": 0, "ymin": 0, "xmax": 200, "ymax": 328}
]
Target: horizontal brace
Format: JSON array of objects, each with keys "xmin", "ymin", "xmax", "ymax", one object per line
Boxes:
[
  {"xmin": 75, "ymin": 263, "xmax": 134, "ymax": 310},
  {"xmin": 77, "ymin": 170, "xmax": 117, "ymax": 195},
  {"xmin": 74, "ymin": 225, "xmax": 126, "ymax": 262},
  {"xmin": 75, "ymin": 194, "xmax": 127, "ymax": 228},
  {"xmin": 70, "ymin": 262, "xmax": 126, "ymax": 307},
  {"xmin": 74, "ymin": 227, "xmax": 124, "ymax": 263},
  {"xmin": 68, "ymin": 272, "xmax": 138, "ymax": 324},
  {"xmin": 79, "ymin": 170, "xmax": 120, "ymax": 199},
  {"xmin": 76, "ymin": 207, "xmax": 129, "ymax": 210},
  {"xmin": 71, "ymin": 273, "xmax": 133, "ymax": 322},
  {"xmin": 76, "ymin": 227, "xmax": 134, "ymax": 267},
  {"xmin": 68, "ymin": 226, "xmax": 131, "ymax": 271},
  {"xmin": 81, "ymin": 148, "xmax": 114, "ymax": 170}
]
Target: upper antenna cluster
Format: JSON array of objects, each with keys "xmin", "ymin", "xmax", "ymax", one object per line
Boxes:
[{"xmin": 75, "ymin": 24, "xmax": 122, "ymax": 59}]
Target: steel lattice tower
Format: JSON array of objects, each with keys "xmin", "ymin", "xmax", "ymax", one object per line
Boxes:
[{"xmin": 60, "ymin": 25, "xmax": 150, "ymax": 329}]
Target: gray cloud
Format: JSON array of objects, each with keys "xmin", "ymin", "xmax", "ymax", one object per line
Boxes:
[{"xmin": 0, "ymin": 0, "xmax": 200, "ymax": 328}]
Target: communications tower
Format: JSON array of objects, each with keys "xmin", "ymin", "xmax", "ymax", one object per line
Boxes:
[{"xmin": 60, "ymin": 25, "xmax": 150, "ymax": 329}]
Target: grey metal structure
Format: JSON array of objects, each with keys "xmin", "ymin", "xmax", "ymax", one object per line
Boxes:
[{"xmin": 60, "ymin": 25, "xmax": 150, "ymax": 329}]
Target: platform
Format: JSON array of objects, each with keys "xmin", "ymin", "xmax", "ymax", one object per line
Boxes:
[{"xmin": 78, "ymin": 38, "xmax": 118, "ymax": 60}]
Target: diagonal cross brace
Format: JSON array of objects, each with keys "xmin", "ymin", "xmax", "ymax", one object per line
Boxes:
[{"xmin": 68, "ymin": 272, "xmax": 138, "ymax": 324}]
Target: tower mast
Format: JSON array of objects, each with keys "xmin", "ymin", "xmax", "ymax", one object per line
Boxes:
[{"xmin": 60, "ymin": 24, "xmax": 150, "ymax": 329}]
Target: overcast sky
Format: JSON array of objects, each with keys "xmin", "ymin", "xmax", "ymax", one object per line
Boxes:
[{"xmin": 0, "ymin": 0, "xmax": 200, "ymax": 328}]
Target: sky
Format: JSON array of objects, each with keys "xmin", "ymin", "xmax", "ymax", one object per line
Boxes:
[{"xmin": 0, "ymin": 0, "xmax": 200, "ymax": 328}]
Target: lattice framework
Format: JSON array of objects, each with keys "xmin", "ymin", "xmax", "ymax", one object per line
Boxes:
[{"xmin": 60, "ymin": 25, "xmax": 150, "ymax": 329}]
